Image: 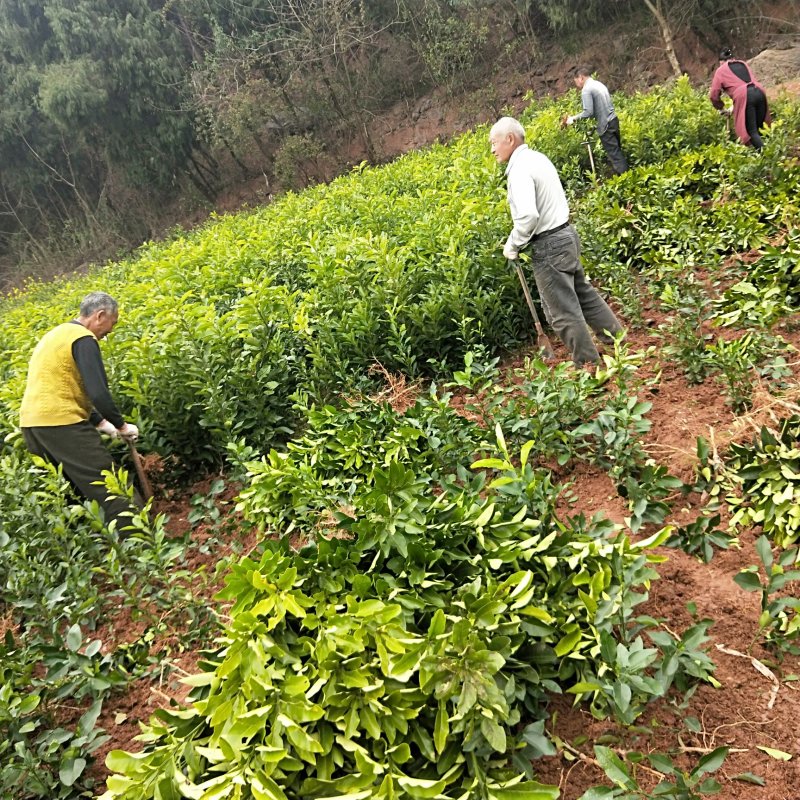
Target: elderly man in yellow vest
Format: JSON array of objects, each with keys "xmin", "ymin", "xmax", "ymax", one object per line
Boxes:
[{"xmin": 19, "ymin": 291, "xmax": 143, "ymax": 525}]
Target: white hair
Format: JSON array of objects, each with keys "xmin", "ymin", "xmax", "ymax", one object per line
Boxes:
[
  {"xmin": 490, "ymin": 116, "xmax": 526, "ymax": 142},
  {"xmin": 79, "ymin": 291, "xmax": 118, "ymax": 317}
]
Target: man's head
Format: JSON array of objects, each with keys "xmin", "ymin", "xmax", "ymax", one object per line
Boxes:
[
  {"xmin": 573, "ymin": 66, "xmax": 592, "ymax": 89},
  {"xmin": 489, "ymin": 117, "xmax": 525, "ymax": 164},
  {"xmin": 78, "ymin": 291, "xmax": 119, "ymax": 340}
]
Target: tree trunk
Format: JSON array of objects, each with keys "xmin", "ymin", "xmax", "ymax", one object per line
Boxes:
[
  {"xmin": 642, "ymin": 0, "xmax": 683, "ymax": 78},
  {"xmin": 187, "ymin": 153, "xmax": 217, "ymax": 200},
  {"xmin": 219, "ymin": 134, "xmax": 250, "ymax": 176}
]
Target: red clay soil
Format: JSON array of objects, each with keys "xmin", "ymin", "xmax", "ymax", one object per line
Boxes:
[
  {"xmin": 83, "ymin": 473, "xmax": 255, "ymax": 785},
  {"xmin": 528, "ymin": 296, "xmax": 800, "ymax": 798}
]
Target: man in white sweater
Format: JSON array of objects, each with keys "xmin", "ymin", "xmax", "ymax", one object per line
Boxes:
[
  {"xmin": 490, "ymin": 116, "xmax": 622, "ymax": 364},
  {"xmin": 565, "ymin": 66, "xmax": 628, "ymax": 175}
]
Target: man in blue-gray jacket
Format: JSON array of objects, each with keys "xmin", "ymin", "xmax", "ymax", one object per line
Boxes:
[{"xmin": 565, "ymin": 66, "xmax": 628, "ymax": 175}]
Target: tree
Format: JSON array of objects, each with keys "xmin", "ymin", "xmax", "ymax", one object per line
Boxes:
[
  {"xmin": 529, "ymin": 0, "xmax": 742, "ymax": 77},
  {"xmin": 174, "ymin": 0, "xmax": 406, "ymax": 161},
  {"xmin": 0, "ymin": 0, "xmax": 194, "ymax": 257}
]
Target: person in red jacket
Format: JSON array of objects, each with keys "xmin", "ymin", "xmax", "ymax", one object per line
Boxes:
[{"xmin": 710, "ymin": 47, "xmax": 771, "ymax": 150}]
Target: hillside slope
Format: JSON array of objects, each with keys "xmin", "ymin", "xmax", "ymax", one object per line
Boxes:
[{"xmin": 2, "ymin": 77, "xmax": 800, "ymax": 800}]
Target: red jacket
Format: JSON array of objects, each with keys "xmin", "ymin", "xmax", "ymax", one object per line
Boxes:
[{"xmin": 710, "ymin": 60, "xmax": 771, "ymax": 145}]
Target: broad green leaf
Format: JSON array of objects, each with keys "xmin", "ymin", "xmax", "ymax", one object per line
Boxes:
[
  {"xmin": 594, "ymin": 746, "xmax": 635, "ymax": 790},
  {"xmin": 566, "ymin": 682, "xmax": 601, "ymax": 695},
  {"xmin": 475, "ymin": 503, "xmax": 496, "ymax": 528},
  {"xmin": 230, "ymin": 706, "xmax": 272, "ymax": 739},
  {"xmin": 694, "ymin": 746, "xmax": 728, "ymax": 776},
  {"xmin": 106, "ymin": 749, "xmax": 151, "ymax": 771},
  {"xmin": 647, "ymin": 753, "xmax": 675, "ymax": 774},
  {"xmin": 519, "ymin": 440, "xmax": 534, "ymax": 468},
  {"xmin": 471, "ymin": 458, "xmax": 507, "ymax": 470},
  {"xmin": 733, "ymin": 570, "xmax": 762, "ymax": 592},
  {"xmin": 66, "ymin": 624, "xmax": 82, "ymax": 652},
  {"xmin": 396, "ymin": 774, "xmax": 447, "ymax": 798},
  {"xmin": 731, "ymin": 772, "xmax": 765, "ymax": 786},
  {"xmin": 428, "ymin": 609, "xmax": 446, "ymax": 637},
  {"xmin": 434, "ymin": 702, "xmax": 449, "ymax": 754},
  {"xmin": 490, "ymin": 781, "xmax": 560, "ymax": 800},
  {"xmin": 495, "ymin": 424, "xmax": 507, "ymax": 453},
  {"xmin": 630, "ymin": 526, "xmax": 671, "ymax": 550},
  {"xmin": 78, "ymin": 697, "xmax": 104, "ymax": 737},
  {"xmin": 577, "ymin": 789, "xmax": 618, "ymax": 800},
  {"xmin": 18, "ymin": 693, "xmax": 41, "ymax": 715},
  {"xmin": 59, "ymin": 756, "xmax": 87, "ymax": 787},
  {"xmin": 481, "ymin": 717, "xmax": 507, "ymax": 753},
  {"xmin": 554, "ymin": 629, "xmax": 582, "ymax": 657},
  {"xmin": 755, "ymin": 535, "xmax": 773, "ymax": 568},
  {"xmin": 252, "ymin": 773, "xmax": 290, "ymax": 800}
]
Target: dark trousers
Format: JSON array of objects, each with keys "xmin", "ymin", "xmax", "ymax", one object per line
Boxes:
[
  {"xmin": 23, "ymin": 422, "xmax": 143, "ymax": 527},
  {"xmin": 529, "ymin": 226, "xmax": 623, "ymax": 365},
  {"xmin": 745, "ymin": 85, "xmax": 768, "ymax": 149},
  {"xmin": 599, "ymin": 117, "xmax": 628, "ymax": 174}
]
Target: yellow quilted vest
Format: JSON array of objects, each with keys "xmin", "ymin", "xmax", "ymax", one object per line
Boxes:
[{"xmin": 19, "ymin": 322, "xmax": 96, "ymax": 427}]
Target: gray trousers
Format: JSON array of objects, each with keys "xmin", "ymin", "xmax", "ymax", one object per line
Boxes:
[
  {"xmin": 23, "ymin": 421, "xmax": 143, "ymax": 527},
  {"xmin": 528, "ymin": 225, "xmax": 622, "ymax": 365}
]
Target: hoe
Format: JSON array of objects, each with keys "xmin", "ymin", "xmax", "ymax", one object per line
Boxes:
[{"xmin": 509, "ymin": 259, "xmax": 555, "ymax": 360}]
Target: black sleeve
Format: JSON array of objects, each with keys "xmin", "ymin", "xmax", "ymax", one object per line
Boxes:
[
  {"xmin": 72, "ymin": 337, "xmax": 125, "ymax": 429},
  {"xmin": 729, "ymin": 61, "xmax": 751, "ymax": 83}
]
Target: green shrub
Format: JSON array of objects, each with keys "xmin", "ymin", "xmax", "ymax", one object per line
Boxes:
[{"xmin": 101, "ymin": 427, "xmax": 688, "ymax": 800}]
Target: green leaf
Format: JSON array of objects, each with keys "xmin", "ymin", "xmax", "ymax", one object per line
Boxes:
[
  {"xmin": 577, "ymin": 789, "xmax": 618, "ymax": 800},
  {"xmin": 471, "ymin": 458, "xmax": 507, "ymax": 470},
  {"xmin": 231, "ymin": 706, "xmax": 272, "ymax": 739},
  {"xmin": 18, "ymin": 693, "xmax": 41, "ymax": 715},
  {"xmin": 252, "ymin": 773, "xmax": 290, "ymax": 800},
  {"xmin": 106, "ymin": 749, "xmax": 149, "ymax": 772},
  {"xmin": 647, "ymin": 753, "xmax": 675, "ymax": 774},
  {"xmin": 475, "ymin": 502, "xmax": 496, "ymax": 528},
  {"xmin": 594, "ymin": 746, "xmax": 635, "ymax": 790},
  {"xmin": 481, "ymin": 717, "xmax": 507, "ymax": 753},
  {"xmin": 434, "ymin": 702, "xmax": 449, "ymax": 754},
  {"xmin": 519, "ymin": 440, "xmax": 534, "ymax": 468},
  {"xmin": 428, "ymin": 609, "xmax": 446, "ymax": 638},
  {"xmin": 154, "ymin": 776, "xmax": 182, "ymax": 800},
  {"xmin": 395, "ymin": 775, "xmax": 447, "ymax": 798},
  {"xmin": 731, "ymin": 772, "xmax": 765, "ymax": 786},
  {"xmin": 66, "ymin": 624, "xmax": 82, "ymax": 652},
  {"xmin": 694, "ymin": 746, "xmax": 728, "ymax": 777},
  {"xmin": 647, "ymin": 753, "xmax": 675, "ymax": 775},
  {"xmin": 78, "ymin": 697, "xmax": 104, "ymax": 737},
  {"xmin": 495, "ymin": 423, "xmax": 507, "ymax": 453},
  {"xmin": 59, "ymin": 756, "xmax": 87, "ymax": 787},
  {"xmin": 733, "ymin": 570, "xmax": 762, "ymax": 592},
  {"xmin": 631, "ymin": 526, "xmax": 671, "ymax": 550},
  {"xmin": 490, "ymin": 781, "xmax": 560, "ymax": 800},
  {"xmin": 566, "ymin": 682, "xmax": 601, "ymax": 695},
  {"xmin": 755, "ymin": 535, "xmax": 773, "ymax": 568},
  {"xmin": 554, "ymin": 629, "xmax": 582, "ymax": 657}
]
